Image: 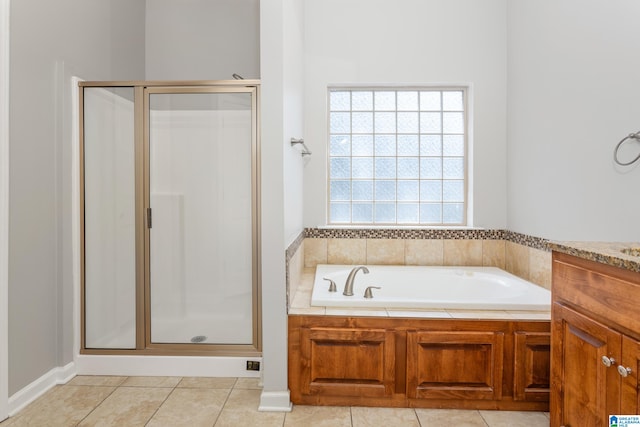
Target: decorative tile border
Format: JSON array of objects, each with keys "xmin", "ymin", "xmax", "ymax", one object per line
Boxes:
[
  {"xmin": 285, "ymin": 230, "xmax": 305, "ymax": 262},
  {"xmin": 303, "ymin": 228, "xmax": 505, "ymax": 240},
  {"xmin": 504, "ymin": 230, "xmax": 550, "ymax": 252},
  {"xmin": 285, "ymin": 230, "xmax": 306, "ymax": 312},
  {"xmin": 299, "ymin": 228, "xmax": 551, "ymax": 252}
]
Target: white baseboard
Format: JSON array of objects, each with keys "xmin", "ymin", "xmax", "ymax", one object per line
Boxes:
[
  {"xmin": 258, "ymin": 390, "xmax": 292, "ymax": 412},
  {"xmin": 8, "ymin": 361, "xmax": 76, "ymax": 416},
  {"xmin": 75, "ymin": 355, "xmax": 262, "ymax": 378},
  {"xmin": 7, "ymin": 356, "xmax": 263, "ymax": 417}
]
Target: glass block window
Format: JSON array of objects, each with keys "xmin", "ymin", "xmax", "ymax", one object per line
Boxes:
[{"xmin": 328, "ymin": 88, "xmax": 467, "ymax": 225}]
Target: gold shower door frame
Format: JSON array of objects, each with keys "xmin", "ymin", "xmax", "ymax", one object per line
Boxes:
[{"xmin": 79, "ymin": 80, "xmax": 262, "ymax": 356}]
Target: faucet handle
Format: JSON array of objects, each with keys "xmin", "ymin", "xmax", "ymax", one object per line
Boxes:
[
  {"xmin": 363, "ymin": 286, "xmax": 381, "ymax": 298},
  {"xmin": 323, "ymin": 277, "xmax": 337, "ymax": 292}
]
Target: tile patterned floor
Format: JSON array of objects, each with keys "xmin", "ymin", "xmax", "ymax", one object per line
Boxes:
[{"xmin": 0, "ymin": 376, "xmax": 550, "ymax": 426}]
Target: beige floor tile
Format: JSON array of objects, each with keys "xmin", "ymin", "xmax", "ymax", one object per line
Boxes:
[
  {"xmin": 66, "ymin": 375, "xmax": 127, "ymax": 387},
  {"xmin": 3, "ymin": 385, "xmax": 114, "ymax": 427},
  {"xmin": 177, "ymin": 377, "xmax": 237, "ymax": 389},
  {"xmin": 479, "ymin": 410, "xmax": 549, "ymax": 427},
  {"xmin": 147, "ymin": 388, "xmax": 230, "ymax": 427},
  {"xmin": 234, "ymin": 377, "xmax": 262, "ymax": 390},
  {"xmin": 120, "ymin": 376, "xmax": 181, "ymax": 388},
  {"xmin": 77, "ymin": 387, "xmax": 171, "ymax": 427},
  {"xmin": 285, "ymin": 405, "xmax": 351, "ymax": 427},
  {"xmin": 214, "ymin": 389, "xmax": 285, "ymax": 427},
  {"xmin": 416, "ymin": 409, "xmax": 488, "ymax": 426},
  {"xmin": 351, "ymin": 406, "xmax": 419, "ymax": 427}
]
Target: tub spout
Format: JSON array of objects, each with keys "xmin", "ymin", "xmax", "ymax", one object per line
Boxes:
[{"xmin": 343, "ymin": 266, "xmax": 369, "ymax": 296}]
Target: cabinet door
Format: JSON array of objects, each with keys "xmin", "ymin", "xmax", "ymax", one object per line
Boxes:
[
  {"xmin": 299, "ymin": 327, "xmax": 396, "ymax": 398},
  {"xmin": 620, "ymin": 335, "xmax": 640, "ymax": 414},
  {"xmin": 551, "ymin": 303, "xmax": 621, "ymax": 427},
  {"xmin": 406, "ymin": 330, "xmax": 504, "ymax": 400},
  {"xmin": 514, "ymin": 331, "xmax": 550, "ymax": 402}
]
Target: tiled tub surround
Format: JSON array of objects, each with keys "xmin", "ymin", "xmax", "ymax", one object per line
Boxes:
[
  {"xmin": 286, "ymin": 229, "xmax": 551, "ymax": 411},
  {"xmin": 286, "ymin": 229, "xmax": 553, "ymax": 309}
]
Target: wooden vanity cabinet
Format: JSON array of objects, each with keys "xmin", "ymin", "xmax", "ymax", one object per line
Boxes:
[
  {"xmin": 552, "ymin": 302, "xmax": 621, "ymax": 426},
  {"xmin": 620, "ymin": 335, "xmax": 640, "ymax": 414},
  {"xmin": 551, "ymin": 252, "xmax": 640, "ymax": 427}
]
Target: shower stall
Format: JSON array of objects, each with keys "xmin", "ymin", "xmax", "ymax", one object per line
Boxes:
[{"xmin": 80, "ymin": 81, "xmax": 261, "ymax": 357}]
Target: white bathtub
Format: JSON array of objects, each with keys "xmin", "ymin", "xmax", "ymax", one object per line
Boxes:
[{"xmin": 311, "ymin": 264, "xmax": 550, "ymax": 311}]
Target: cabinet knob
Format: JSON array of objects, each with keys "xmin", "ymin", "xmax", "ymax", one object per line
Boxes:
[
  {"xmin": 601, "ymin": 355, "xmax": 616, "ymax": 367},
  {"xmin": 617, "ymin": 365, "xmax": 632, "ymax": 378}
]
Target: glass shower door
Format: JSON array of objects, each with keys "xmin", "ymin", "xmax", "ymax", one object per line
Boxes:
[
  {"xmin": 83, "ymin": 87, "xmax": 137, "ymax": 349},
  {"xmin": 146, "ymin": 88, "xmax": 257, "ymax": 346}
]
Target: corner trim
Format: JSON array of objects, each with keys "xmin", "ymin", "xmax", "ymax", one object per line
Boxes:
[
  {"xmin": 70, "ymin": 76, "xmax": 82, "ymax": 361},
  {"xmin": 258, "ymin": 390, "xmax": 292, "ymax": 412},
  {"xmin": 7, "ymin": 362, "xmax": 76, "ymax": 416}
]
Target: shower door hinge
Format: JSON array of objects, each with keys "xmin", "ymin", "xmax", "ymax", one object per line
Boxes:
[{"xmin": 146, "ymin": 208, "xmax": 152, "ymax": 228}]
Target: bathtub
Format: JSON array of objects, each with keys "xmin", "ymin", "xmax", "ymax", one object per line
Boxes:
[{"xmin": 311, "ymin": 264, "xmax": 550, "ymax": 311}]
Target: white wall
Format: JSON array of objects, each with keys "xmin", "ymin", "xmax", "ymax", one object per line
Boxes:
[
  {"xmin": 145, "ymin": 0, "xmax": 260, "ymax": 80},
  {"xmin": 302, "ymin": 0, "xmax": 508, "ymax": 229},
  {"xmin": 507, "ymin": 0, "xmax": 640, "ymax": 241},
  {"xmin": 283, "ymin": 0, "xmax": 305, "ymax": 245},
  {"xmin": 259, "ymin": 0, "xmax": 304, "ymax": 411},
  {"xmin": 9, "ymin": 0, "xmax": 145, "ymax": 395},
  {"xmin": 0, "ymin": 0, "xmax": 9, "ymax": 419}
]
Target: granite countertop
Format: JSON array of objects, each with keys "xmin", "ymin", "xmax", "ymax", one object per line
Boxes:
[{"xmin": 550, "ymin": 241, "xmax": 640, "ymax": 274}]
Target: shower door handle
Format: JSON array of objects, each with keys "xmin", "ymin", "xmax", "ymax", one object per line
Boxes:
[{"xmin": 146, "ymin": 208, "xmax": 152, "ymax": 228}]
